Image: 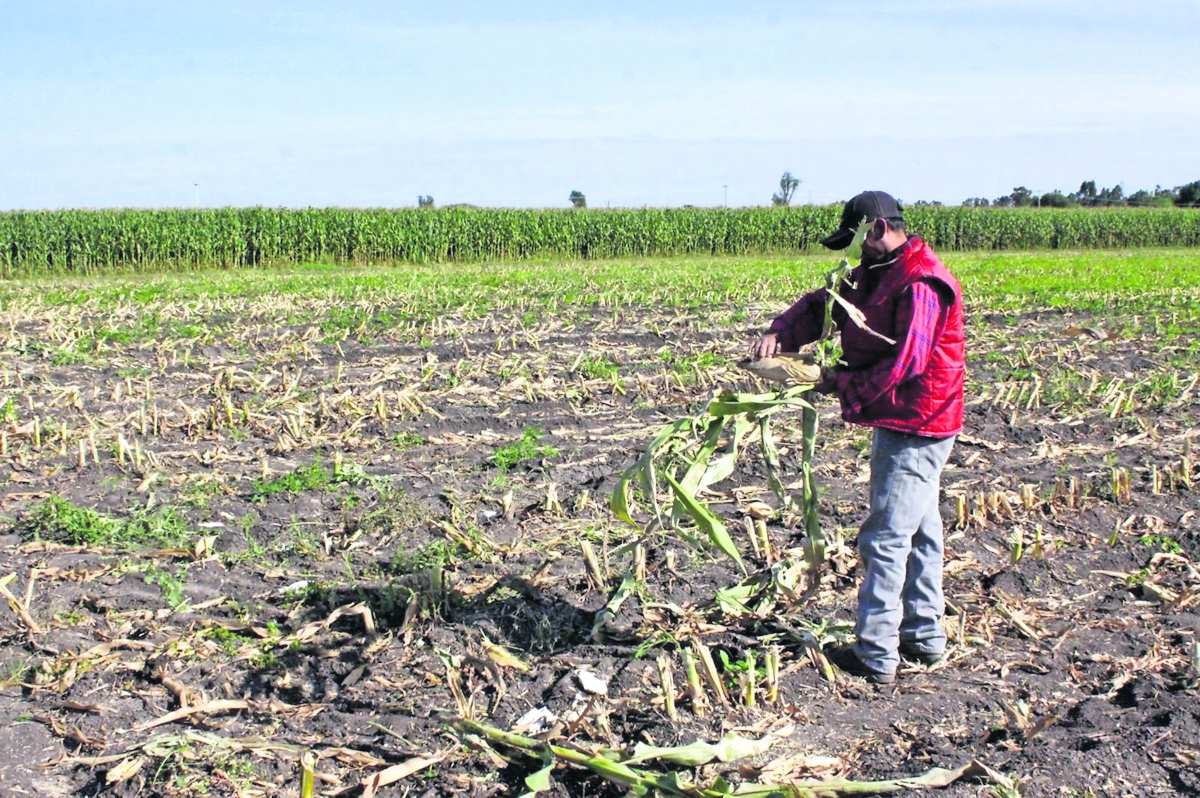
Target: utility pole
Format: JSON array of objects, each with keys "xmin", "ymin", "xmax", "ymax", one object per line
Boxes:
[
  {"xmin": 723, "ymin": 185, "xmax": 728, "ymax": 208},
  {"xmin": 194, "ymin": 183, "xmax": 199, "ymax": 208}
]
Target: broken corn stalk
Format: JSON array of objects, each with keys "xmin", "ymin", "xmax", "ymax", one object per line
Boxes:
[
  {"xmin": 607, "ymin": 221, "xmax": 877, "ymax": 610},
  {"xmin": 456, "ymin": 719, "xmax": 1010, "ymax": 797},
  {"xmin": 692, "ymin": 640, "xmax": 730, "ymax": 706},
  {"xmin": 299, "ymin": 750, "xmax": 316, "ymax": 798},
  {"xmin": 591, "ymin": 574, "xmax": 637, "ymax": 642},
  {"xmin": 657, "ymin": 654, "xmax": 678, "ymax": 721},
  {"xmin": 681, "ymin": 648, "xmax": 707, "ymax": 716},
  {"xmin": 766, "ymin": 645, "xmax": 781, "ymax": 704}
]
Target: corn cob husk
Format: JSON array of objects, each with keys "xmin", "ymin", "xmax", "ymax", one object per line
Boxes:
[{"xmin": 739, "ymin": 353, "xmax": 823, "ymax": 386}]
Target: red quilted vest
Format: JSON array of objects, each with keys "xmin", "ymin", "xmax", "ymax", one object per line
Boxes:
[{"xmin": 838, "ymin": 238, "xmax": 965, "ymax": 437}]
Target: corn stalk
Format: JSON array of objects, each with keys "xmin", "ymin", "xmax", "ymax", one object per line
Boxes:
[{"xmin": 457, "ymin": 719, "xmax": 1010, "ymax": 797}]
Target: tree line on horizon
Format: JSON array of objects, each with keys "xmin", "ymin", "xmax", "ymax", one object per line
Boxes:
[
  {"xmin": 408, "ymin": 175, "xmax": 1199, "ymax": 212},
  {"xmin": 961, "ymin": 180, "xmax": 1200, "ymax": 209}
]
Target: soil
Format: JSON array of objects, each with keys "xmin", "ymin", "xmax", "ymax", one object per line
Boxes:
[{"xmin": 0, "ymin": 293, "xmax": 1197, "ymax": 797}]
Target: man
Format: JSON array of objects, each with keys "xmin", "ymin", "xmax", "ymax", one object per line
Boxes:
[{"xmin": 751, "ymin": 191, "xmax": 965, "ymax": 684}]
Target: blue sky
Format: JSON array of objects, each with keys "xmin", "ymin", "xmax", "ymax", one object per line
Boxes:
[{"xmin": 2, "ymin": 1, "xmax": 1197, "ymax": 209}]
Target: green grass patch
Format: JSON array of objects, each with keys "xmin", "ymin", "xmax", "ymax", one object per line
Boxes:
[
  {"xmin": 355, "ymin": 490, "xmax": 433, "ymax": 540},
  {"xmin": 393, "ymin": 431, "xmax": 426, "ymax": 451},
  {"xmin": 492, "ymin": 427, "xmax": 560, "ymax": 471},
  {"xmin": 143, "ymin": 563, "xmax": 189, "ymax": 609},
  {"xmin": 22, "ymin": 496, "xmax": 192, "ymax": 549},
  {"xmin": 575, "ymin": 355, "xmax": 619, "ymax": 380},
  {"xmin": 252, "ymin": 457, "xmax": 368, "ymax": 502},
  {"xmin": 390, "ymin": 539, "xmax": 461, "ymax": 575},
  {"xmin": 253, "ymin": 460, "xmax": 330, "ymax": 498}
]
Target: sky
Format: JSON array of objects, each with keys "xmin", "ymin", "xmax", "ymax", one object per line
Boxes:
[{"xmin": 2, "ymin": 0, "xmax": 1197, "ymax": 210}]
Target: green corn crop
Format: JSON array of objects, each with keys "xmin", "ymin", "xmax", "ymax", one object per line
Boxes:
[{"xmin": 1, "ymin": 206, "xmax": 1197, "ymax": 278}]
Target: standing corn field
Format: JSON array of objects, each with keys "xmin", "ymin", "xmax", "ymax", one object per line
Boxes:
[{"xmin": 2, "ymin": 205, "xmax": 1199, "ymax": 277}]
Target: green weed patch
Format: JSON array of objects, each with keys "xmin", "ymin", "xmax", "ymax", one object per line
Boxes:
[{"xmin": 22, "ymin": 496, "xmax": 192, "ymax": 549}]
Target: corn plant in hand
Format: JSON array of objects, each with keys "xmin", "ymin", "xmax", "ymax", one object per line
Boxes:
[{"xmin": 611, "ymin": 224, "xmax": 873, "ymax": 587}]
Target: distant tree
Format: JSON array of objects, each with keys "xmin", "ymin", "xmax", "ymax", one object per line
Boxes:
[
  {"xmin": 418, "ymin": 195, "xmax": 435, "ymax": 208},
  {"xmin": 992, "ymin": 195, "xmax": 1014, "ymax": 208},
  {"xmin": 771, "ymin": 171, "xmax": 801, "ymax": 206},
  {"xmin": 909, "ymin": 200, "xmax": 944, "ymax": 208},
  {"xmin": 1097, "ymin": 185, "xmax": 1125, "ymax": 206},
  {"xmin": 962, "ymin": 197, "xmax": 990, "ymax": 207},
  {"xmin": 1009, "ymin": 186, "xmax": 1035, "ymax": 207},
  {"xmin": 569, "ymin": 190, "xmax": 587, "ymax": 209},
  {"xmin": 1154, "ymin": 185, "xmax": 1179, "ymax": 204},
  {"xmin": 1175, "ymin": 180, "xmax": 1200, "ymax": 207},
  {"xmin": 1038, "ymin": 190, "xmax": 1075, "ymax": 208},
  {"xmin": 1127, "ymin": 188, "xmax": 1175, "ymax": 207},
  {"xmin": 1071, "ymin": 181, "xmax": 1126, "ymax": 207}
]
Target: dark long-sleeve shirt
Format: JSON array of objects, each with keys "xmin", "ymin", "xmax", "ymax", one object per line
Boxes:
[{"xmin": 766, "ymin": 246, "xmax": 951, "ymax": 417}]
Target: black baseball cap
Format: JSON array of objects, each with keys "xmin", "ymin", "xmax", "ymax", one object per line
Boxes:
[{"xmin": 820, "ymin": 190, "xmax": 904, "ymax": 250}]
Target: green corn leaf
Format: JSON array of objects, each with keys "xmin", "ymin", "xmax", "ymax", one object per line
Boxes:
[
  {"xmin": 674, "ymin": 416, "xmax": 727, "ymax": 520},
  {"xmin": 708, "ymin": 391, "xmax": 812, "ymax": 417},
  {"xmin": 846, "ymin": 218, "xmax": 872, "ymax": 261},
  {"xmin": 518, "ymin": 761, "xmax": 554, "ymax": 797},
  {"xmin": 611, "ymin": 472, "xmax": 637, "ymax": 528},
  {"xmin": 663, "ymin": 471, "xmax": 745, "ymax": 573},
  {"xmin": 611, "ymin": 418, "xmax": 690, "ymax": 528},
  {"xmin": 700, "ymin": 413, "xmax": 754, "ymax": 491},
  {"xmin": 759, "ymin": 416, "xmax": 801, "ymax": 514},
  {"xmin": 637, "ymin": 462, "xmax": 662, "ymax": 526},
  {"xmin": 715, "ymin": 586, "xmax": 754, "ymax": 617},
  {"xmin": 678, "ymin": 416, "xmax": 727, "ymax": 494}
]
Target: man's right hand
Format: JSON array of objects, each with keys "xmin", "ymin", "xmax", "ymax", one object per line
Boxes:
[{"xmin": 749, "ymin": 333, "xmax": 779, "ymax": 360}]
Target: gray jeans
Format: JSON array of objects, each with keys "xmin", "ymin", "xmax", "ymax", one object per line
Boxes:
[{"xmin": 852, "ymin": 427, "xmax": 956, "ymax": 674}]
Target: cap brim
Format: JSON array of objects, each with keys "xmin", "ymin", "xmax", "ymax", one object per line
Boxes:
[{"xmin": 820, "ymin": 228, "xmax": 855, "ymax": 250}]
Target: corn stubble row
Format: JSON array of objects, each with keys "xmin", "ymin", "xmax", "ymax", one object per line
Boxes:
[{"xmin": 2, "ymin": 206, "xmax": 1199, "ymax": 276}]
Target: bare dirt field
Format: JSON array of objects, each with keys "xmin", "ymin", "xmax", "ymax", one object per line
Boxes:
[{"xmin": 0, "ymin": 255, "xmax": 1196, "ymax": 797}]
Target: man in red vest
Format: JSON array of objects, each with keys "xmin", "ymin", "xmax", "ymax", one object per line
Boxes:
[{"xmin": 750, "ymin": 191, "xmax": 965, "ymax": 684}]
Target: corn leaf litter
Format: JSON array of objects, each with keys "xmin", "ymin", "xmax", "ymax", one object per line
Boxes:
[
  {"xmin": 624, "ymin": 734, "xmax": 777, "ymax": 766},
  {"xmin": 458, "ymin": 720, "xmax": 1015, "ymax": 797},
  {"xmin": 715, "ymin": 558, "xmax": 807, "ymax": 618},
  {"xmin": 591, "ymin": 573, "xmax": 639, "ymax": 641}
]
